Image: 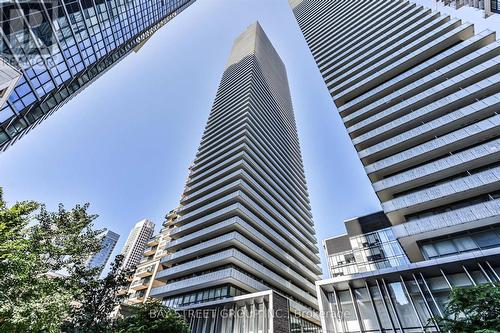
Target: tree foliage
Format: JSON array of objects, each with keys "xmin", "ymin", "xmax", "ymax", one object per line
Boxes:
[
  {"xmin": 436, "ymin": 282, "xmax": 500, "ymax": 333},
  {"xmin": 0, "ymin": 189, "xmax": 102, "ymax": 332},
  {"xmin": 114, "ymin": 300, "xmax": 190, "ymax": 333},
  {"xmin": 62, "ymin": 255, "xmax": 133, "ymax": 333},
  {"xmin": 0, "ymin": 189, "xmax": 190, "ymax": 333}
]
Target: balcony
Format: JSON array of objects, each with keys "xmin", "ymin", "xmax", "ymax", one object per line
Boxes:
[
  {"xmin": 130, "ymin": 278, "xmax": 150, "ymax": 291},
  {"xmin": 117, "ymin": 286, "xmax": 129, "ymax": 296},
  {"xmin": 136, "ymin": 265, "xmax": 155, "ymax": 278},
  {"xmin": 147, "ymin": 236, "xmax": 160, "ymax": 247},
  {"xmin": 128, "ymin": 290, "xmax": 146, "ymax": 303},
  {"xmin": 139, "ymin": 256, "xmax": 155, "ymax": 265},
  {"xmin": 143, "ymin": 245, "xmax": 158, "ymax": 256}
]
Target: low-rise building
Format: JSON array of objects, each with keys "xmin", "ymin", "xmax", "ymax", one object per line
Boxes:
[
  {"xmin": 125, "ymin": 210, "xmax": 177, "ymax": 305},
  {"xmin": 317, "ymin": 212, "xmax": 500, "ymax": 332}
]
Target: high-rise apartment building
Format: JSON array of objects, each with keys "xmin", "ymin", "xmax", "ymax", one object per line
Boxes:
[
  {"xmin": 85, "ymin": 228, "xmax": 120, "ymax": 276},
  {"xmin": 150, "ymin": 22, "xmax": 322, "ymax": 332},
  {"xmin": 120, "ymin": 219, "xmax": 155, "ymax": 270},
  {"xmin": 0, "ymin": 0, "xmax": 196, "ymax": 151},
  {"xmin": 290, "ymin": 0, "xmax": 500, "ymax": 331}
]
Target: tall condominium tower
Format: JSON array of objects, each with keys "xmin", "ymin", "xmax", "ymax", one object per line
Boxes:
[
  {"xmin": 150, "ymin": 22, "xmax": 322, "ymax": 332},
  {"xmin": 0, "ymin": 0, "xmax": 195, "ymax": 151},
  {"xmin": 290, "ymin": 0, "xmax": 500, "ymax": 332},
  {"xmin": 85, "ymin": 229, "xmax": 120, "ymax": 276},
  {"xmin": 120, "ymin": 219, "xmax": 155, "ymax": 270}
]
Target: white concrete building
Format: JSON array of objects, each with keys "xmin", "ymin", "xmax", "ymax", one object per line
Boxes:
[
  {"xmin": 120, "ymin": 219, "xmax": 155, "ymax": 270},
  {"xmin": 290, "ymin": 0, "xmax": 500, "ymax": 331},
  {"xmin": 149, "ymin": 22, "xmax": 322, "ymax": 333}
]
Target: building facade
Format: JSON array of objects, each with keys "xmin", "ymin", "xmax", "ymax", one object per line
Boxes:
[
  {"xmin": 149, "ymin": 22, "xmax": 322, "ymax": 332},
  {"xmin": 0, "ymin": 0, "xmax": 195, "ymax": 151},
  {"xmin": 120, "ymin": 219, "xmax": 155, "ymax": 270},
  {"xmin": 290, "ymin": 0, "xmax": 500, "ymax": 331},
  {"xmin": 85, "ymin": 228, "xmax": 120, "ymax": 276},
  {"xmin": 126, "ymin": 209, "xmax": 178, "ymax": 304},
  {"xmin": 0, "ymin": 57, "xmax": 20, "ymax": 109},
  {"xmin": 323, "ymin": 213, "xmax": 410, "ymax": 279},
  {"xmin": 436, "ymin": 0, "xmax": 500, "ymax": 15}
]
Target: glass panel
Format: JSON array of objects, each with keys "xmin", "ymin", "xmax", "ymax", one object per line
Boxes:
[
  {"xmin": 387, "ymin": 282, "xmax": 421, "ymax": 330},
  {"xmin": 338, "ymin": 290, "xmax": 359, "ymax": 332},
  {"xmin": 435, "ymin": 240, "xmax": 457, "ymax": 256},
  {"xmin": 369, "ymin": 286, "xmax": 393, "ymax": 330},
  {"xmin": 405, "ymin": 280, "xmax": 433, "ymax": 328},
  {"xmin": 354, "ymin": 287, "xmax": 379, "ymax": 331},
  {"xmin": 448, "ymin": 272, "xmax": 473, "ymax": 287},
  {"xmin": 471, "ymin": 270, "xmax": 488, "ymax": 284},
  {"xmin": 422, "ymin": 244, "xmax": 438, "ymax": 259},
  {"xmin": 473, "ymin": 231, "xmax": 500, "ymax": 249},
  {"xmin": 328, "ymin": 293, "xmax": 344, "ymax": 333},
  {"xmin": 453, "ymin": 236, "xmax": 477, "ymax": 252},
  {"xmin": 257, "ymin": 303, "xmax": 265, "ymax": 333},
  {"xmin": 427, "ymin": 276, "xmax": 449, "ymax": 292}
]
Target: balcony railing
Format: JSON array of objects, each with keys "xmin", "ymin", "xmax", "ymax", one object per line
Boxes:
[
  {"xmin": 129, "ymin": 290, "xmax": 146, "ymax": 300},
  {"xmin": 143, "ymin": 246, "xmax": 158, "ymax": 255},
  {"xmin": 136, "ymin": 265, "xmax": 155, "ymax": 278},
  {"xmin": 130, "ymin": 278, "xmax": 150, "ymax": 290},
  {"xmin": 147, "ymin": 236, "xmax": 160, "ymax": 247}
]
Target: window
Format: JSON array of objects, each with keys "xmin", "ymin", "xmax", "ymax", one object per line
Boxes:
[
  {"xmin": 453, "ymin": 236, "xmax": 477, "ymax": 252},
  {"xmin": 420, "ymin": 225, "xmax": 500, "ymax": 259},
  {"xmin": 435, "ymin": 240, "xmax": 457, "ymax": 256},
  {"xmin": 473, "ymin": 231, "xmax": 500, "ymax": 249}
]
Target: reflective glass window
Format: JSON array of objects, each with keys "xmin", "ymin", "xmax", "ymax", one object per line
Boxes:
[
  {"xmin": 338, "ymin": 290, "xmax": 359, "ymax": 332},
  {"xmin": 387, "ymin": 282, "xmax": 421, "ymax": 330},
  {"xmin": 354, "ymin": 287, "xmax": 379, "ymax": 331}
]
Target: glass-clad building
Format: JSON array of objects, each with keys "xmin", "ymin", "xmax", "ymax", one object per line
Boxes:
[
  {"xmin": 492, "ymin": 0, "xmax": 500, "ymax": 13},
  {"xmin": 325, "ymin": 214, "xmax": 410, "ymax": 278},
  {"xmin": 0, "ymin": 0, "xmax": 195, "ymax": 151},
  {"xmin": 85, "ymin": 228, "xmax": 119, "ymax": 276}
]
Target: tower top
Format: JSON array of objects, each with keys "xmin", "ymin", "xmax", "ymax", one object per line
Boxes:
[
  {"xmin": 288, "ymin": 0, "xmax": 303, "ymax": 9},
  {"xmin": 224, "ymin": 21, "xmax": 293, "ymax": 115}
]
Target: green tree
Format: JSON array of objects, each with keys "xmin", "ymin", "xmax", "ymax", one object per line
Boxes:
[
  {"xmin": 435, "ymin": 282, "xmax": 500, "ymax": 333},
  {"xmin": 114, "ymin": 300, "xmax": 190, "ymax": 333},
  {"xmin": 62, "ymin": 255, "xmax": 134, "ymax": 333},
  {"xmin": 0, "ymin": 189, "xmax": 102, "ymax": 332}
]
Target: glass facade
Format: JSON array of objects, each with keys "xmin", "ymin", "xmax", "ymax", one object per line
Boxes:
[
  {"xmin": 322, "ymin": 262, "xmax": 499, "ymax": 333},
  {"xmin": 85, "ymin": 229, "xmax": 119, "ymax": 275},
  {"xmin": 328, "ymin": 228, "xmax": 409, "ymax": 277},
  {"xmin": 162, "ymin": 284, "xmax": 245, "ymax": 309},
  {"xmin": 420, "ymin": 224, "xmax": 500, "ymax": 260},
  {"xmin": 0, "ymin": 0, "xmax": 194, "ymax": 150},
  {"xmin": 290, "ymin": 315, "xmax": 321, "ymax": 333},
  {"xmin": 170, "ymin": 291, "xmax": 322, "ymax": 333},
  {"xmin": 184, "ymin": 301, "xmax": 270, "ymax": 333},
  {"xmin": 493, "ymin": 0, "xmax": 500, "ymax": 13}
]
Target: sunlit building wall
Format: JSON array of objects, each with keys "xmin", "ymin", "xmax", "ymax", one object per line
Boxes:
[
  {"xmin": 150, "ymin": 22, "xmax": 322, "ymax": 333},
  {"xmin": 290, "ymin": 0, "xmax": 500, "ymax": 331}
]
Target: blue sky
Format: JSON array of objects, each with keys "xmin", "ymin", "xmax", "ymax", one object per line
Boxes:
[{"xmin": 2, "ymin": 0, "xmax": 497, "ymax": 276}]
